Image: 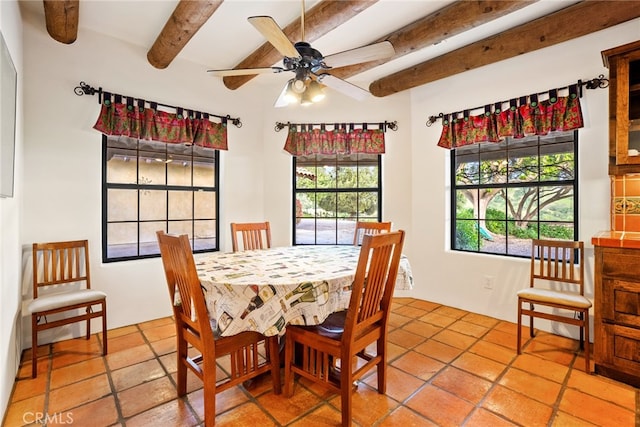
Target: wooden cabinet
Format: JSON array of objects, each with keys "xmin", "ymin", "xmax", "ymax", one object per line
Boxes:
[
  {"xmin": 602, "ymin": 40, "xmax": 640, "ymax": 175},
  {"xmin": 594, "ymin": 245, "xmax": 640, "ymax": 387}
]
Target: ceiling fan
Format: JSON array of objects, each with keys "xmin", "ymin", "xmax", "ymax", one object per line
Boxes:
[{"xmin": 207, "ymin": 2, "xmax": 395, "ymax": 107}]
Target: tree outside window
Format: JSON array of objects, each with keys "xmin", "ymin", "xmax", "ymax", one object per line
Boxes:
[
  {"xmin": 294, "ymin": 153, "xmax": 382, "ymax": 245},
  {"xmin": 452, "ymin": 131, "xmax": 577, "ymax": 256}
]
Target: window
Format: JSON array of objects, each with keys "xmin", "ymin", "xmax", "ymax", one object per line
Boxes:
[
  {"xmin": 452, "ymin": 130, "xmax": 577, "ymax": 257},
  {"xmin": 294, "ymin": 153, "xmax": 382, "ymax": 245},
  {"xmin": 102, "ymin": 135, "xmax": 219, "ymax": 262}
]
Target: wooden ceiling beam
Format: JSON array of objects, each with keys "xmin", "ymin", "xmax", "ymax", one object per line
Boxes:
[
  {"xmin": 147, "ymin": 0, "xmax": 224, "ymax": 69},
  {"xmin": 43, "ymin": 0, "xmax": 79, "ymax": 45},
  {"xmin": 330, "ymin": 0, "xmax": 536, "ymax": 81},
  {"xmin": 222, "ymin": 0, "xmax": 377, "ymax": 90},
  {"xmin": 370, "ymin": 1, "xmax": 640, "ymax": 97}
]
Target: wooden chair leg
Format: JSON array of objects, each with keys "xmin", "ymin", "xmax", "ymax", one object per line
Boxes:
[
  {"xmin": 283, "ymin": 334, "xmax": 294, "ymax": 397},
  {"xmin": 31, "ymin": 315, "xmax": 38, "ymax": 378},
  {"xmin": 340, "ymin": 363, "xmax": 353, "ymax": 427},
  {"xmin": 529, "ymin": 303, "xmax": 535, "ymax": 338},
  {"xmin": 584, "ymin": 311, "xmax": 590, "ymax": 373},
  {"xmin": 268, "ymin": 336, "xmax": 281, "ymax": 394},
  {"xmin": 102, "ymin": 301, "xmax": 108, "ymax": 355},
  {"xmin": 203, "ymin": 359, "xmax": 216, "ymax": 427},
  {"xmin": 578, "ymin": 312, "xmax": 585, "ymax": 350},
  {"xmin": 176, "ymin": 335, "xmax": 188, "ymax": 396},
  {"xmin": 516, "ymin": 301, "xmax": 522, "ymax": 355},
  {"xmin": 85, "ymin": 307, "xmax": 91, "ymax": 340},
  {"xmin": 376, "ymin": 338, "xmax": 386, "ymax": 394}
]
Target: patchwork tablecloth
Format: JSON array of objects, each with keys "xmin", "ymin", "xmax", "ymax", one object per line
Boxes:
[{"xmin": 195, "ymin": 245, "xmax": 413, "ymax": 337}]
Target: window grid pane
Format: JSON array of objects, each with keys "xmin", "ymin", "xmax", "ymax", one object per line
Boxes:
[
  {"xmin": 294, "ymin": 154, "xmax": 382, "ymax": 245},
  {"xmin": 103, "ymin": 135, "xmax": 219, "ymax": 262},
  {"xmin": 452, "ymin": 131, "xmax": 577, "ymax": 258}
]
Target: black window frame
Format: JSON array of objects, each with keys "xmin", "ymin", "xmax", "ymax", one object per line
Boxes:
[
  {"xmin": 292, "ymin": 153, "xmax": 383, "ymax": 245},
  {"xmin": 450, "ymin": 130, "xmax": 579, "ymax": 258},
  {"xmin": 101, "ymin": 135, "xmax": 220, "ymax": 263}
]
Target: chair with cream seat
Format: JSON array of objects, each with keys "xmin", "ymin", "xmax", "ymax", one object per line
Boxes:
[
  {"xmin": 516, "ymin": 239, "xmax": 591, "ymax": 372},
  {"xmin": 28, "ymin": 239, "xmax": 107, "ymax": 378}
]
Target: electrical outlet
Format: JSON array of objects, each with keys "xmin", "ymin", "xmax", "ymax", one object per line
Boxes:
[{"xmin": 483, "ymin": 275, "xmax": 494, "ymax": 289}]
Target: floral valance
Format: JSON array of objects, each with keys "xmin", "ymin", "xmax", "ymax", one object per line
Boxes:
[
  {"xmin": 93, "ymin": 94, "xmax": 228, "ymax": 150},
  {"xmin": 281, "ymin": 122, "xmax": 397, "ymax": 156},
  {"xmin": 435, "ymin": 85, "xmax": 584, "ymax": 150},
  {"xmin": 76, "ymin": 82, "xmax": 241, "ymax": 150}
]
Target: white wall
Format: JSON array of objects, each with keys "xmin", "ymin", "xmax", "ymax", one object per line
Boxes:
[
  {"xmin": 0, "ymin": 0, "xmax": 23, "ymax": 421},
  {"xmin": 19, "ymin": 8, "xmax": 270, "ymax": 344},
  {"xmin": 7, "ymin": 4, "xmax": 640, "ymax": 421},
  {"xmin": 407, "ymin": 19, "xmax": 640, "ymax": 335}
]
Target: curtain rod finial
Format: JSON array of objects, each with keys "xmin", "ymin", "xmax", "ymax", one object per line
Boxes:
[
  {"xmin": 581, "ymin": 74, "xmax": 609, "ymax": 90},
  {"xmin": 227, "ymin": 115, "xmax": 242, "ymax": 128},
  {"xmin": 426, "ymin": 113, "xmax": 443, "ymax": 127},
  {"xmin": 274, "ymin": 122, "xmax": 288, "ymax": 132},
  {"xmin": 74, "ymin": 81, "xmax": 98, "ymax": 96}
]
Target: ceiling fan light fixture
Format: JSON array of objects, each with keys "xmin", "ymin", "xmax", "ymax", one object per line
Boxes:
[
  {"xmin": 284, "ymin": 79, "xmax": 302, "ymax": 104},
  {"xmin": 291, "ymin": 77, "xmax": 307, "ymax": 94},
  {"xmin": 300, "ymin": 91, "xmax": 314, "ymax": 106},
  {"xmin": 307, "ymin": 80, "xmax": 326, "ymax": 103}
]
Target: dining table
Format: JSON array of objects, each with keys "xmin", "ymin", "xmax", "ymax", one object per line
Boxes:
[{"xmin": 194, "ymin": 245, "xmax": 413, "ymax": 338}]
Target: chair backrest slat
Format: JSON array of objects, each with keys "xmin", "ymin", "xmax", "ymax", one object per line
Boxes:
[
  {"xmin": 43, "ymin": 250, "xmax": 51, "ymax": 283},
  {"xmin": 243, "ymin": 230, "xmax": 263, "ymax": 250},
  {"xmin": 73, "ymin": 246, "xmax": 81, "ymax": 280}
]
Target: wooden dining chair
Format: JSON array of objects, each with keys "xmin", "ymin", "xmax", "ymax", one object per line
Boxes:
[
  {"xmin": 28, "ymin": 239, "xmax": 107, "ymax": 378},
  {"xmin": 516, "ymin": 239, "xmax": 592, "ymax": 372},
  {"xmin": 284, "ymin": 230, "xmax": 405, "ymax": 427},
  {"xmin": 353, "ymin": 221, "xmax": 392, "ymax": 246},
  {"xmin": 156, "ymin": 231, "xmax": 281, "ymax": 427},
  {"xmin": 230, "ymin": 221, "xmax": 271, "ymax": 252}
]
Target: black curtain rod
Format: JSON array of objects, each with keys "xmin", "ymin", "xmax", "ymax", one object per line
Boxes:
[
  {"xmin": 425, "ymin": 75, "xmax": 609, "ymax": 127},
  {"xmin": 274, "ymin": 120, "xmax": 398, "ymax": 132},
  {"xmin": 74, "ymin": 81, "xmax": 242, "ymax": 128}
]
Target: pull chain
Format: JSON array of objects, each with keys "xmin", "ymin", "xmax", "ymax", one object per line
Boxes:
[{"xmin": 301, "ymin": 0, "xmax": 305, "ymax": 42}]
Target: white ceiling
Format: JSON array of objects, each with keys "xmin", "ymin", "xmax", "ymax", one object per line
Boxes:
[{"xmin": 20, "ymin": 0, "xmax": 580, "ymax": 90}]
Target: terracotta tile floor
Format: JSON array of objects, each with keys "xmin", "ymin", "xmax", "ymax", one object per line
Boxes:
[{"xmin": 4, "ymin": 298, "xmax": 639, "ymax": 426}]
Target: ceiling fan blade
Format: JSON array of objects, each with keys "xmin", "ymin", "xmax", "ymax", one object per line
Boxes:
[
  {"xmin": 317, "ymin": 74, "xmax": 370, "ymax": 101},
  {"xmin": 207, "ymin": 67, "xmax": 284, "ymax": 77},
  {"xmin": 323, "ymin": 41, "xmax": 395, "ymax": 69},
  {"xmin": 274, "ymin": 82, "xmax": 291, "ymax": 108},
  {"xmin": 248, "ymin": 16, "xmax": 299, "ymax": 58}
]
